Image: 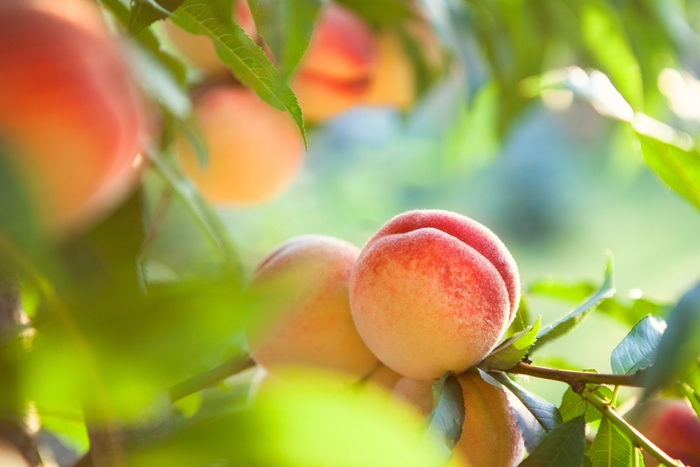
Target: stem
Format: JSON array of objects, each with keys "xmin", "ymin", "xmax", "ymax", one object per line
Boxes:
[
  {"xmin": 138, "ymin": 188, "xmax": 173, "ymax": 265},
  {"xmin": 583, "ymin": 391, "xmax": 684, "ymax": 467},
  {"xmin": 168, "ymin": 356, "xmax": 256, "ymax": 402},
  {"xmin": 504, "ymin": 362, "xmax": 646, "ymax": 389}
]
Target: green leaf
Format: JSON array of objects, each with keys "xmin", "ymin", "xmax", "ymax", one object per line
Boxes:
[
  {"xmin": 481, "ymin": 317, "xmax": 541, "ymax": 371},
  {"xmin": 519, "ymin": 416, "xmax": 586, "ymax": 467},
  {"xmin": 334, "ymin": 0, "xmax": 413, "ymax": 27},
  {"xmin": 247, "ymin": 0, "xmax": 322, "ymax": 79},
  {"xmin": 172, "ymin": 0, "xmax": 307, "ymax": 145},
  {"xmin": 129, "ymin": 0, "xmax": 186, "ymax": 35},
  {"xmin": 588, "ymin": 418, "xmax": 634, "ymax": 467},
  {"xmin": 580, "ymin": 3, "xmax": 643, "ymax": 109},
  {"xmin": 638, "ymin": 135, "xmax": 700, "ymax": 214},
  {"xmin": 678, "ymin": 382, "xmax": 700, "ymax": 421},
  {"xmin": 610, "ymin": 315, "xmax": 666, "ymax": 375},
  {"xmin": 635, "ymin": 448, "xmax": 645, "ymax": 467},
  {"xmin": 490, "ymin": 373, "xmax": 562, "ymax": 433},
  {"xmin": 422, "ymin": 373, "xmax": 464, "ymax": 456},
  {"xmin": 559, "ymin": 382, "xmax": 613, "ymax": 423},
  {"xmin": 644, "ymin": 282, "xmax": 700, "ymax": 399},
  {"xmin": 38, "ymin": 407, "xmax": 89, "ymax": 454},
  {"xmin": 531, "ymin": 256, "xmax": 616, "ymax": 354}
]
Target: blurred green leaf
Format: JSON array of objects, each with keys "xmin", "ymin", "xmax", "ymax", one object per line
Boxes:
[
  {"xmin": 678, "ymin": 382, "xmax": 700, "ymax": 421},
  {"xmin": 491, "ymin": 372, "xmax": 562, "ymax": 433},
  {"xmin": 580, "ymin": 2, "xmax": 643, "ymax": 109},
  {"xmin": 481, "ymin": 317, "xmax": 540, "ymax": 371},
  {"xmin": 588, "ymin": 418, "xmax": 634, "ymax": 467},
  {"xmin": 638, "ymin": 135, "xmax": 700, "ymax": 214},
  {"xmin": 248, "ymin": 0, "xmax": 322, "ymax": 79},
  {"xmin": 38, "ymin": 407, "xmax": 89, "ymax": 454},
  {"xmin": 531, "ymin": 255, "xmax": 615, "ymax": 354},
  {"xmin": 422, "ymin": 373, "xmax": 464, "ymax": 457},
  {"xmin": 519, "ymin": 416, "xmax": 586, "ymax": 467},
  {"xmin": 335, "ymin": 0, "xmax": 413, "ymax": 27},
  {"xmin": 129, "ymin": 0, "xmax": 185, "ymax": 35},
  {"xmin": 610, "ymin": 315, "xmax": 666, "ymax": 375},
  {"xmin": 130, "ymin": 372, "xmax": 445, "ymax": 467},
  {"xmin": 507, "ymin": 296, "xmax": 532, "ymax": 336},
  {"xmin": 172, "ymin": 0, "xmax": 307, "ymax": 145},
  {"xmin": 559, "ymin": 381, "xmax": 613, "ymax": 423},
  {"xmin": 644, "ymin": 282, "xmax": 700, "ymax": 399}
]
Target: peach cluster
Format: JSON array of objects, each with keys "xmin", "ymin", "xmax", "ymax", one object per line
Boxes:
[
  {"xmin": 245, "ymin": 209, "xmax": 523, "ymax": 466},
  {"xmin": 165, "ymin": 1, "xmax": 437, "ymax": 206},
  {"xmin": 0, "ymin": 0, "xmax": 147, "ymax": 235}
]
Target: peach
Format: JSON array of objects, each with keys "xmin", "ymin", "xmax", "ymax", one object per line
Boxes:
[
  {"xmin": 245, "ymin": 235, "xmax": 379, "ymax": 383},
  {"xmin": 0, "ymin": 440, "xmax": 29, "ymax": 467},
  {"xmin": 0, "ymin": 0, "xmax": 146, "ymax": 234},
  {"xmin": 349, "ymin": 209, "xmax": 520, "ymax": 380},
  {"xmin": 629, "ymin": 399, "xmax": 700, "ymax": 466},
  {"xmin": 291, "ymin": 4, "xmax": 376, "ymax": 122},
  {"xmin": 391, "ymin": 371, "xmax": 524, "ymax": 467},
  {"xmin": 176, "ymin": 85, "xmax": 304, "ymax": 205},
  {"xmin": 361, "ymin": 30, "xmax": 415, "ymax": 111},
  {"xmin": 163, "ymin": 0, "xmax": 257, "ymax": 73}
]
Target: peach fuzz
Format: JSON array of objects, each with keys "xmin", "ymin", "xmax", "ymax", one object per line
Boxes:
[
  {"xmin": 629, "ymin": 399, "xmax": 700, "ymax": 467},
  {"xmin": 245, "ymin": 235, "xmax": 379, "ymax": 383},
  {"xmin": 163, "ymin": 0, "xmax": 257, "ymax": 73},
  {"xmin": 176, "ymin": 86, "xmax": 303, "ymax": 205},
  {"xmin": 391, "ymin": 371, "xmax": 524, "ymax": 467},
  {"xmin": 349, "ymin": 210, "xmax": 520, "ymax": 380},
  {"xmin": 0, "ymin": 0, "xmax": 146, "ymax": 235},
  {"xmin": 291, "ymin": 3, "xmax": 376, "ymax": 123}
]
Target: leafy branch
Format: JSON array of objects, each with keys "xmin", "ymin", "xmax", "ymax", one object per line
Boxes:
[{"xmin": 500, "ymin": 362, "xmax": 648, "ymax": 389}]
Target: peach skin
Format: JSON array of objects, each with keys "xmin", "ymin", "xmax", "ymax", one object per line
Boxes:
[
  {"xmin": 349, "ymin": 209, "xmax": 520, "ymax": 380},
  {"xmin": 246, "ymin": 235, "xmax": 379, "ymax": 383}
]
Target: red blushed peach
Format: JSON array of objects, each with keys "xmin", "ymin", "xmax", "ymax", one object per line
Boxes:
[
  {"xmin": 629, "ymin": 399, "xmax": 700, "ymax": 467},
  {"xmin": 246, "ymin": 235, "xmax": 379, "ymax": 383},
  {"xmin": 350, "ymin": 210, "xmax": 520, "ymax": 381},
  {"xmin": 391, "ymin": 371, "xmax": 524, "ymax": 467},
  {"xmin": 176, "ymin": 85, "xmax": 304, "ymax": 205},
  {"xmin": 163, "ymin": 0, "xmax": 257, "ymax": 73},
  {"xmin": 0, "ymin": 0, "xmax": 146, "ymax": 235},
  {"xmin": 291, "ymin": 4, "xmax": 376, "ymax": 122}
]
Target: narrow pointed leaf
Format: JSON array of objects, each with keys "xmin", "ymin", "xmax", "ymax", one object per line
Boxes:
[
  {"xmin": 518, "ymin": 416, "xmax": 586, "ymax": 467},
  {"xmin": 422, "ymin": 373, "xmax": 464, "ymax": 455},
  {"xmin": 481, "ymin": 317, "xmax": 541, "ymax": 371},
  {"xmin": 129, "ymin": 0, "xmax": 185, "ymax": 34},
  {"xmin": 588, "ymin": 418, "xmax": 634, "ymax": 467}
]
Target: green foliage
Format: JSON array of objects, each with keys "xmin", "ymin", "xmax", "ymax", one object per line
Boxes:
[
  {"xmin": 481, "ymin": 317, "xmax": 541, "ymax": 371},
  {"xmin": 491, "ymin": 373, "xmax": 563, "ymax": 433},
  {"xmin": 422, "ymin": 373, "xmax": 465, "ymax": 459},
  {"xmin": 588, "ymin": 418, "xmax": 635, "ymax": 467},
  {"xmin": 610, "ymin": 315, "xmax": 666, "ymax": 375},
  {"xmin": 248, "ymin": 0, "xmax": 322, "ymax": 79},
  {"xmin": 559, "ymin": 381, "xmax": 614, "ymax": 423},
  {"xmin": 519, "ymin": 416, "xmax": 587, "ymax": 467},
  {"xmin": 531, "ymin": 256, "xmax": 615, "ymax": 354}
]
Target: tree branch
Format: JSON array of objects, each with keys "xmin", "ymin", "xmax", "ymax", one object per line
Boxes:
[
  {"xmin": 582, "ymin": 390, "xmax": 684, "ymax": 467},
  {"xmin": 503, "ymin": 362, "xmax": 647, "ymax": 389}
]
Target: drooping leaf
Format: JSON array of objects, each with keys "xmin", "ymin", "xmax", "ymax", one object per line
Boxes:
[
  {"xmin": 481, "ymin": 317, "xmax": 541, "ymax": 371},
  {"xmin": 643, "ymin": 282, "xmax": 700, "ymax": 399},
  {"xmin": 421, "ymin": 373, "xmax": 464, "ymax": 457},
  {"xmin": 610, "ymin": 315, "xmax": 666, "ymax": 375},
  {"xmin": 531, "ymin": 256, "xmax": 615, "ymax": 354},
  {"xmin": 518, "ymin": 416, "xmax": 586, "ymax": 467},
  {"xmin": 588, "ymin": 418, "xmax": 634, "ymax": 467},
  {"xmin": 638, "ymin": 135, "xmax": 700, "ymax": 214},
  {"xmin": 247, "ymin": 0, "xmax": 322, "ymax": 79},
  {"xmin": 490, "ymin": 373, "xmax": 562, "ymax": 433},
  {"xmin": 172, "ymin": 0, "xmax": 306, "ymax": 145}
]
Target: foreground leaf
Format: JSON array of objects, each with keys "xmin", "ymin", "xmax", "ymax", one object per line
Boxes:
[
  {"xmin": 422, "ymin": 373, "xmax": 464, "ymax": 456},
  {"xmin": 518, "ymin": 416, "xmax": 586, "ymax": 467},
  {"xmin": 643, "ymin": 282, "xmax": 700, "ymax": 398},
  {"xmin": 610, "ymin": 315, "xmax": 666, "ymax": 375},
  {"xmin": 531, "ymin": 256, "xmax": 615, "ymax": 354},
  {"xmin": 588, "ymin": 418, "xmax": 634, "ymax": 467}
]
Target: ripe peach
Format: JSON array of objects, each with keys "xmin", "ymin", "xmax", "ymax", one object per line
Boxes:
[
  {"xmin": 0, "ymin": 0, "xmax": 146, "ymax": 234},
  {"xmin": 349, "ymin": 209, "xmax": 520, "ymax": 380},
  {"xmin": 0, "ymin": 440, "xmax": 29, "ymax": 467},
  {"xmin": 291, "ymin": 4, "xmax": 376, "ymax": 122},
  {"xmin": 245, "ymin": 235, "xmax": 379, "ymax": 383},
  {"xmin": 361, "ymin": 30, "xmax": 415, "ymax": 111},
  {"xmin": 163, "ymin": 0, "xmax": 257, "ymax": 73},
  {"xmin": 391, "ymin": 371, "xmax": 524, "ymax": 467},
  {"xmin": 176, "ymin": 85, "xmax": 304, "ymax": 205},
  {"xmin": 629, "ymin": 399, "xmax": 700, "ymax": 466}
]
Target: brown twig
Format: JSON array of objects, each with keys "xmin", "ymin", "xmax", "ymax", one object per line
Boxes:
[{"xmin": 503, "ymin": 362, "xmax": 647, "ymax": 391}]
